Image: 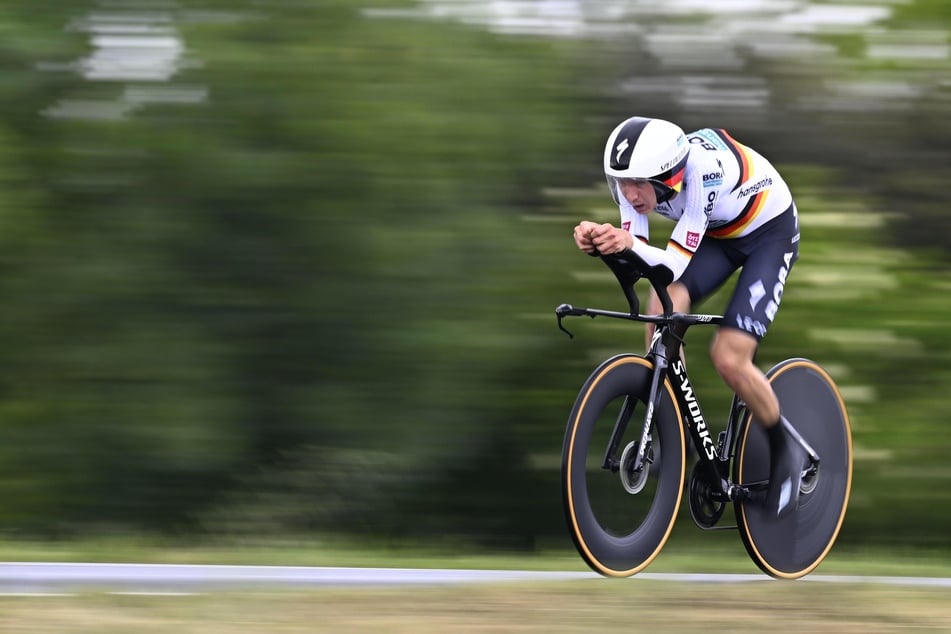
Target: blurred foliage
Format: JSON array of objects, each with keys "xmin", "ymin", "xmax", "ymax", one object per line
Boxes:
[
  {"xmin": 0, "ymin": 0, "xmax": 947, "ymax": 552},
  {"xmin": 0, "ymin": 0, "xmax": 601, "ymax": 541}
]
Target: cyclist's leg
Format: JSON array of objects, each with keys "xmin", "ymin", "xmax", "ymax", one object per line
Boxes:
[
  {"xmin": 710, "ymin": 328, "xmax": 779, "ymax": 426},
  {"xmin": 713, "ymin": 208, "xmax": 802, "ymax": 516},
  {"xmin": 712, "ymin": 202, "xmax": 800, "ymax": 426},
  {"xmin": 649, "ymin": 237, "xmax": 739, "ymax": 351},
  {"xmin": 711, "ymin": 327, "xmax": 803, "ymax": 516}
]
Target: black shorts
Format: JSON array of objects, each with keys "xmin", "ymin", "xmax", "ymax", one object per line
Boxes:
[{"xmin": 678, "ymin": 203, "xmax": 800, "ymax": 341}]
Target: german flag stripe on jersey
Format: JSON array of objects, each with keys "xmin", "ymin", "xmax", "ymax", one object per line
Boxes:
[
  {"xmin": 667, "ymin": 239, "xmax": 694, "ymax": 257},
  {"xmin": 707, "ymin": 191, "xmax": 767, "ymax": 238},
  {"xmin": 713, "ymin": 129, "xmax": 752, "ymax": 192}
]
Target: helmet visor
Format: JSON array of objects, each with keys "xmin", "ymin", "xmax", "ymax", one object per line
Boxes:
[{"xmin": 606, "ymin": 176, "xmax": 675, "ymax": 206}]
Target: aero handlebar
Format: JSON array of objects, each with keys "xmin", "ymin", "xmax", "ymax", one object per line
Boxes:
[{"xmin": 554, "ymin": 248, "xmax": 676, "ymax": 338}]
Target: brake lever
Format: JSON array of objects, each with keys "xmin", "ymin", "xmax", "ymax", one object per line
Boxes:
[
  {"xmin": 555, "ymin": 303, "xmax": 590, "ymax": 339},
  {"xmin": 557, "ymin": 315, "xmax": 574, "ymax": 339}
]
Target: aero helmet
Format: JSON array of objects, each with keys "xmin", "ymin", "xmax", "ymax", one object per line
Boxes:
[{"xmin": 604, "ymin": 117, "xmax": 689, "ymax": 205}]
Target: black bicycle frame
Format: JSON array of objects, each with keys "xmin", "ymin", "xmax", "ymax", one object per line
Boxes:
[
  {"xmin": 647, "ymin": 313, "xmax": 741, "ymax": 502},
  {"xmin": 556, "ymin": 250, "xmax": 745, "ymax": 502}
]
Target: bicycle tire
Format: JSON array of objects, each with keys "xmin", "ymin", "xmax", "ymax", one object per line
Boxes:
[
  {"xmin": 733, "ymin": 358, "xmax": 853, "ymax": 579},
  {"xmin": 562, "ymin": 354, "xmax": 686, "ymax": 577}
]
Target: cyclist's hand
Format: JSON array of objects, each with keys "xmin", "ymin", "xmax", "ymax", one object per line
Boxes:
[
  {"xmin": 588, "ymin": 223, "xmax": 632, "ymax": 254},
  {"xmin": 573, "ymin": 221, "xmax": 600, "ymax": 254}
]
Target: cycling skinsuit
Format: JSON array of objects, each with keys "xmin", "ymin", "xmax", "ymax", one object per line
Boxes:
[{"xmin": 616, "ymin": 128, "xmax": 800, "ymax": 340}]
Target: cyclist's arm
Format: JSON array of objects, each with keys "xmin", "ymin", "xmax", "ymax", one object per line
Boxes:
[
  {"xmin": 625, "ymin": 211, "xmax": 708, "ymax": 281},
  {"xmin": 618, "ymin": 195, "xmax": 650, "ymax": 244},
  {"xmin": 621, "ymin": 166, "xmax": 711, "ymax": 280}
]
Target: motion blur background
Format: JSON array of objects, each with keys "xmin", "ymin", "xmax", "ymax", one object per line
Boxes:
[{"xmin": 0, "ymin": 0, "xmax": 948, "ymax": 554}]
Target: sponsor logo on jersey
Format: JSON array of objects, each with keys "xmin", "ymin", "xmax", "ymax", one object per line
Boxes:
[
  {"xmin": 622, "ymin": 220, "xmax": 631, "ymax": 231},
  {"xmin": 702, "ymin": 171, "xmax": 723, "ymax": 188},
  {"xmin": 738, "ymin": 176, "xmax": 773, "ymax": 198},
  {"xmin": 688, "ymin": 129, "xmax": 730, "ymax": 152},
  {"xmin": 686, "ymin": 231, "xmax": 700, "ymax": 249}
]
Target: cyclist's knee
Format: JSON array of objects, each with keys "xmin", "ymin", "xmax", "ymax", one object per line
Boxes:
[
  {"xmin": 710, "ymin": 349, "xmax": 739, "ymax": 385},
  {"xmin": 710, "ymin": 329, "xmax": 757, "ymax": 384}
]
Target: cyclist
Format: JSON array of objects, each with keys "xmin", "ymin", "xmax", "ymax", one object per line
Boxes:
[{"xmin": 572, "ymin": 116, "xmax": 805, "ymax": 518}]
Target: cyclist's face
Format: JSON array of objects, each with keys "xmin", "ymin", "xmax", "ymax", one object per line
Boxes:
[{"xmin": 617, "ymin": 179, "xmax": 656, "ymax": 214}]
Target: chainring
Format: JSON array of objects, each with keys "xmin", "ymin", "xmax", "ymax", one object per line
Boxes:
[{"xmin": 688, "ymin": 460, "xmax": 726, "ymax": 529}]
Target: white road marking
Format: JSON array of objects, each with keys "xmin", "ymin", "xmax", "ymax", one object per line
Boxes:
[{"xmin": 0, "ymin": 564, "xmax": 949, "ymax": 591}]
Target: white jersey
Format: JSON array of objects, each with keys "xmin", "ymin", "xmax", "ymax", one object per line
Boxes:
[{"xmin": 618, "ymin": 128, "xmax": 793, "ymax": 281}]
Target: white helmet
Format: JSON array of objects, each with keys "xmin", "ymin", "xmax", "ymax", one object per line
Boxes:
[{"xmin": 603, "ymin": 116, "xmax": 689, "ymax": 204}]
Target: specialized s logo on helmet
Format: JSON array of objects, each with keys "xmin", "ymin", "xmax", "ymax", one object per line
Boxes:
[{"xmin": 614, "ymin": 138, "xmax": 632, "ymax": 168}]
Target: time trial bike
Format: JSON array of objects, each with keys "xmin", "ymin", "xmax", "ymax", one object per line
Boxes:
[{"xmin": 557, "ymin": 249, "xmax": 852, "ymax": 579}]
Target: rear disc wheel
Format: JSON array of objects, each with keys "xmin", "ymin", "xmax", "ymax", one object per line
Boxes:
[{"xmin": 733, "ymin": 358, "xmax": 852, "ymax": 579}]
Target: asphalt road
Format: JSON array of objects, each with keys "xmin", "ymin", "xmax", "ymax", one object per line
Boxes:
[{"xmin": 2, "ymin": 563, "xmax": 951, "ymax": 594}]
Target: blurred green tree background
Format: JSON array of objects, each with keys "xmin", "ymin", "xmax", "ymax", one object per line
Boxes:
[{"xmin": 0, "ymin": 0, "xmax": 948, "ymax": 551}]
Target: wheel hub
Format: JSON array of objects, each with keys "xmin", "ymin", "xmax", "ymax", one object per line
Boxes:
[
  {"xmin": 619, "ymin": 440, "xmax": 650, "ymax": 494},
  {"xmin": 800, "ymin": 462, "xmax": 819, "ymax": 495}
]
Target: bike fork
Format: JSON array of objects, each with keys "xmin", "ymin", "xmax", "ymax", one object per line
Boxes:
[
  {"xmin": 629, "ymin": 353, "xmax": 669, "ymax": 474},
  {"xmin": 601, "ymin": 395, "xmax": 636, "ymax": 471},
  {"xmin": 601, "ymin": 355, "xmax": 668, "ymax": 475}
]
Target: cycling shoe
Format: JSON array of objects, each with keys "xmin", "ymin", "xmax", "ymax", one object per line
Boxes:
[{"xmin": 766, "ymin": 417, "xmax": 808, "ymax": 519}]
